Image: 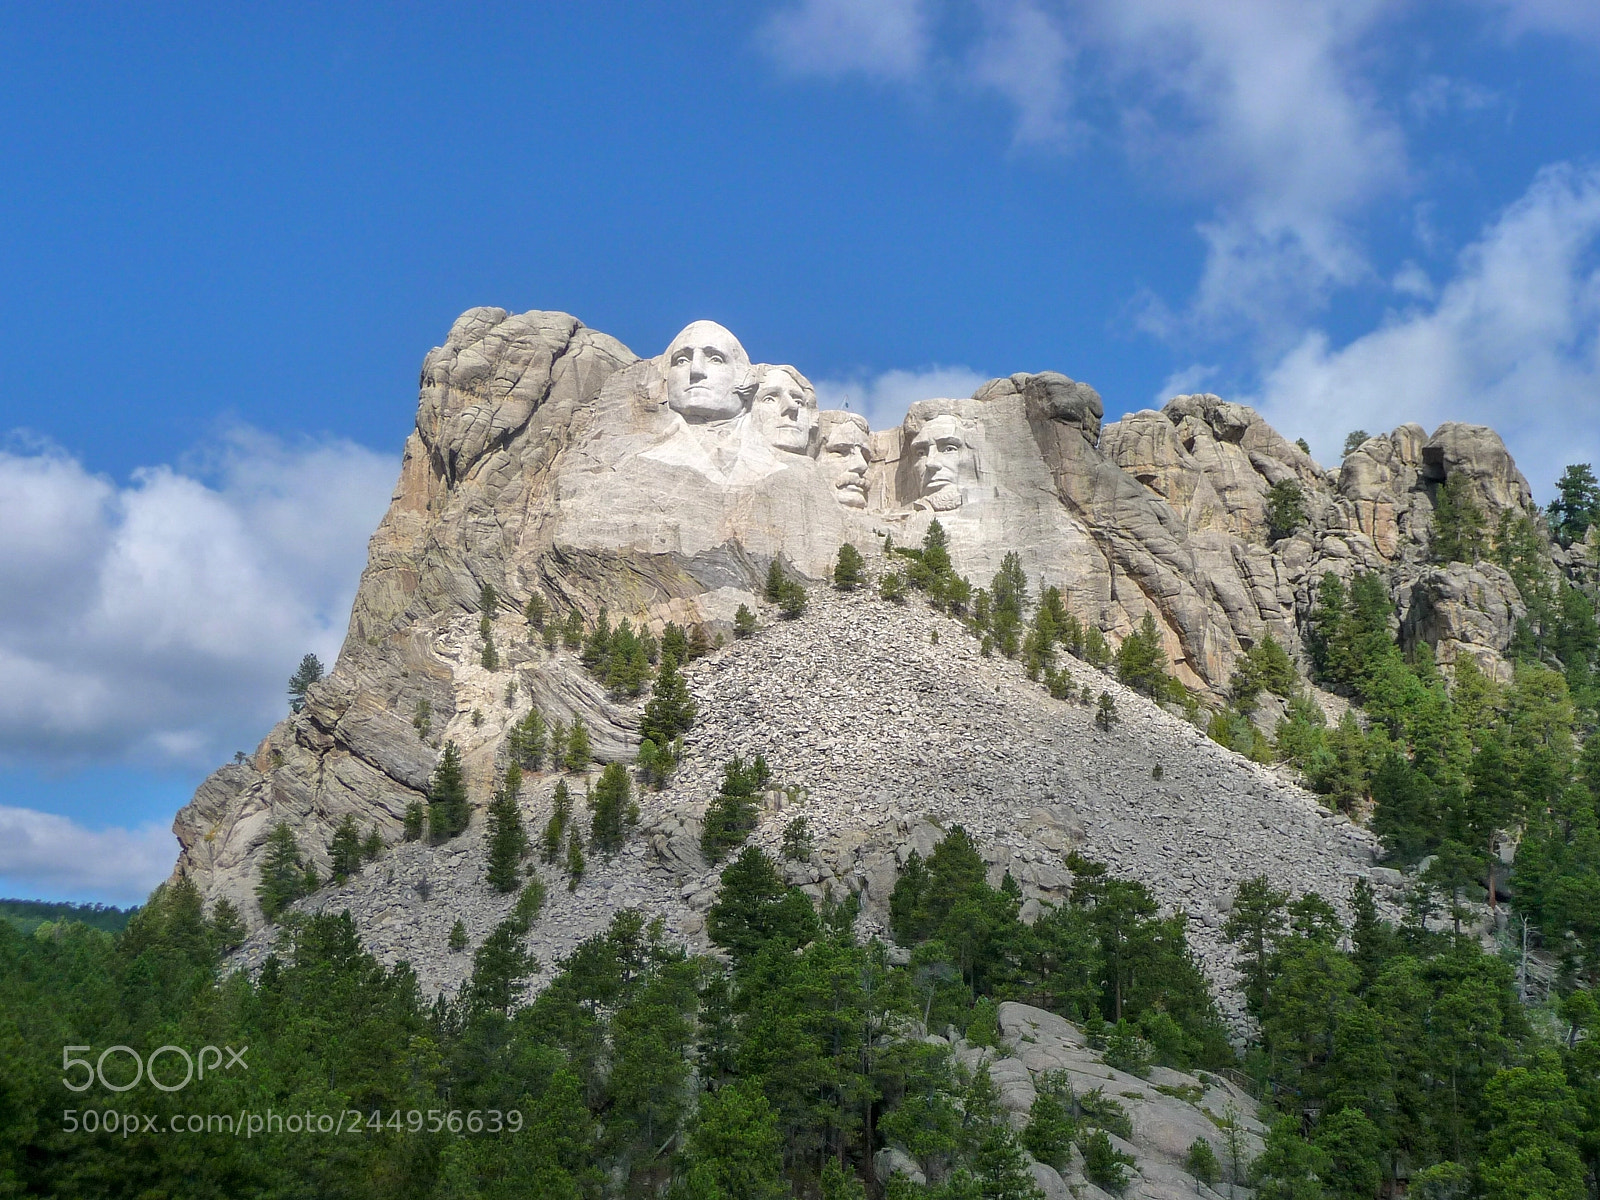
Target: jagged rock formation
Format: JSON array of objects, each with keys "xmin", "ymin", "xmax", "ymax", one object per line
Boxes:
[{"xmin": 172, "ymin": 308, "xmax": 1550, "ymax": 978}]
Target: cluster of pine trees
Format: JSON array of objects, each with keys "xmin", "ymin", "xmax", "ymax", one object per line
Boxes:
[{"xmin": 11, "ymin": 811, "xmax": 1595, "ymax": 1197}]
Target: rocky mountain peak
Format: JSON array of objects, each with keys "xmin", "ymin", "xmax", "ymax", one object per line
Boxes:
[{"xmin": 171, "ymin": 308, "xmax": 1559, "ymax": 975}]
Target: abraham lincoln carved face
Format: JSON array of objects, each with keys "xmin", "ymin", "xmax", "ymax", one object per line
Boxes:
[{"xmin": 910, "ymin": 414, "xmax": 979, "ymax": 510}]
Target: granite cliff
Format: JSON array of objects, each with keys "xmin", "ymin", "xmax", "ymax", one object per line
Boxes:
[{"xmin": 170, "ymin": 308, "xmax": 1565, "ymax": 987}]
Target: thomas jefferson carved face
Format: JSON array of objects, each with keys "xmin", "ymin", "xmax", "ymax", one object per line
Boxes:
[
  {"xmin": 819, "ymin": 413, "xmax": 871, "ymax": 508},
  {"xmin": 664, "ymin": 321, "xmax": 749, "ymax": 423},
  {"xmin": 751, "ymin": 366, "xmax": 817, "ymax": 455},
  {"xmin": 910, "ymin": 414, "xmax": 978, "ymax": 510}
]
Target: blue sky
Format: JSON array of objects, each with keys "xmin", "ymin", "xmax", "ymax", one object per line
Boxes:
[{"xmin": 3, "ymin": 1, "xmax": 1599, "ymax": 903}]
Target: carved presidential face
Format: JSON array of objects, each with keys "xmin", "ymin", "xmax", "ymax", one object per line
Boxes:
[
  {"xmin": 910, "ymin": 414, "xmax": 978, "ymax": 509},
  {"xmin": 819, "ymin": 414, "xmax": 871, "ymax": 508},
  {"xmin": 664, "ymin": 321, "xmax": 749, "ymax": 423},
  {"xmin": 751, "ymin": 366, "xmax": 817, "ymax": 455}
]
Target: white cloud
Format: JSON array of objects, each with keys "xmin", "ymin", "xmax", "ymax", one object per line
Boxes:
[
  {"xmin": 1093, "ymin": 0, "xmax": 1407, "ymax": 336},
  {"xmin": 1391, "ymin": 261, "xmax": 1436, "ymax": 301},
  {"xmin": 759, "ymin": 0, "xmax": 933, "ymax": 81},
  {"xmin": 970, "ymin": 1, "xmax": 1079, "ymax": 146},
  {"xmin": 1246, "ymin": 163, "xmax": 1600, "ymax": 495},
  {"xmin": 1154, "ymin": 362, "xmax": 1220, "ymax": 403},
  {"xmin": 763, "ymin": 0, "xmax": 1410, "ymax": 338},
  {"xmin": 812, "ymin": 364, "xmax": 991, "ymax": 430},
  {"xmin": 1406, "ymin": 74, "xmax": 1500, "ymax": 123},
  {"xmin": 0, "ymin": 429, "xmax": 395, "ymax": 769},
  {"xmin": 1473, "ymin": 0, "xmax": 1600, "ymax": 42},
  {"xmin": 0, "ymin": 805, "xmax": 175, "ymax": 905}
]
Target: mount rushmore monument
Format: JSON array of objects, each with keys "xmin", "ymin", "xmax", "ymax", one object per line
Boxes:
[{"xmin": 171, "ymin": 308, "xmax": 1554, "ymax": 959}]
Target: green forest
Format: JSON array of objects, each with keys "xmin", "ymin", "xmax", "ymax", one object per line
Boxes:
[{"xmin": 2, "ymin": 472, "xmax": 1598, "ymax": 1198}]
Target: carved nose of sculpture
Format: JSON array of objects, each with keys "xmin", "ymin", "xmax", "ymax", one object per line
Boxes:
[{"xmin": 689, "ymin": 352, "xmax": 707, "ymax": 383}]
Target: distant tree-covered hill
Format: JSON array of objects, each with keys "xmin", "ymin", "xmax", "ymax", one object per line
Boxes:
[{"xmin": 0, "ymin": 897, "xmax": 135, "ymax": 936}]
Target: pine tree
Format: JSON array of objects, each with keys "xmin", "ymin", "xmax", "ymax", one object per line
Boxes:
[
  {"xmin": 361, "ymin": 827, "xmax": 382, "ymax": 861},
  {"xmin": 523, "ymin": 590, "xmax": 548, "ymax": 629},
  {"xmin": 764, "ymin": 559, "xmax": 786, "ymax": 602},
  {"xmin": 208, "ymin": 898, "xmax": 246, "ymax": 952},
  {"xmin": 329, "ymin": 814, "xmax": 363, "ymax": 880},
  {"xmin": 486, "ymin": 763, "xmax": 528, "ymax": 893},
  {"xmin": 778, "ymin": 578, "xmax": 807, "ymax": 618},
  {"xmin": 448, "ymin": 918, "xmax": 468, "ymax": 952},
  {"xmin": 706, "ymin": 846, "xmax": 818, "ymax": 965},
  {"xmin": 256, "ymin": 821, "xmax": 306, "ymax": 921},
  {"xmin": 636, "ymin": 736, "xmax": 679, "ymax": 790},
  {"xmin": 641, "ymin": 656, "xmax": 696, "ymax": 744},
  {"xmin": 1224, "ymin": 875, "xmax": 1288, "ymax": 1014},
  {"xmin": 1479, "ymin": 1051, "xmax": 1587, "ymax": 1200},
  {"xmin": 512, "ymin": 877, "xmax": 545, "ymax": 930},
  {"xmin": 562, "ymin": 609, "xmax": 583, "ymax": 649},
  {"xmin": 287, "ymin": 653, "xmax": 324, "ymax": 713},
  {"xmin": 734, "ymin": 604, "xmax": 757, "ymax": 638},
  {"xmin": 1266, "ymin": 479, "xmax": 1307, "ymax": 541},
  {"xmin": 661, "ymin": 622, "xmax": 690, "ymax": 665},
  {"xmin": 580, "ymin": 606, "xmax": 611, "ymax": 670},
  {"xmin": 989, "ymin": 552, "xmax": 1028, "ymax": 656},
  {"xmin": 1547, "ymin": 462, "xmax": 1600, "ymax": 547},
  {"xmin": 781, "ymin": 816, "xmax": 812, "ymax": 862},
  {"xmin": 565, "ymin": 827, "xmax": 585, "ymax": 890},
  {"xmin": 1432, "ymin": 472, "xmax": 1488, "ymax": 563},
  {"xmin": 701, "ymin": 755, "xmax": 771, "ymax": 863},
  {"xmin": 589, "ymin": 761, "xmax": 629, "ymax": 854},
  {"xmin": 1096, "ymin": 691, "xmax": 1118, "ymax": 730},
  {"xmin": 428, "ymin": 741, "xmax": 469, "ymax": 843},
  {"xmin": 834, "ymin": 542, "xmax": 864, "ymax": 590},
  {"xmin": 880, "ymin": 570, "xmax": 906, "ymax": 602},
  {"xmin": 508, "ymin": 705, "xmax": 547, "ymax": 769},
  {"xmin": 403, "ymin": 801, "xmax": 425, "ymax": 841},
  {"xmin": 1116, "ymin": 612, "xmax": 1171, "ymax": 697},
  {"xmin": 680, "ymin": 1079, "xmax": 789, "ymax": 1200},
  {"xmin": 542, "ymin": 778, "xmax": 571, "ymax": 863},
  {"xmin": 461, "ymin": 915, "xmax": 537, "ymax": 1016},
  {"xmin": 1083, "ymin": 625, "xmax": 1112, "ymax": 668},
  {"xmin": 564, "ymin": 718, "xmax": 591, "ymax": 773}
]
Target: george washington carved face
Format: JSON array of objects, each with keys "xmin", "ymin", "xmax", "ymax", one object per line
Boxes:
[
  {"xmin": 664, "ymin": 320, "xmax": 750, "ymax": 423},
  {"xmin": 751, "ymin": 365, "xmax": 818, "ymax": 455}
]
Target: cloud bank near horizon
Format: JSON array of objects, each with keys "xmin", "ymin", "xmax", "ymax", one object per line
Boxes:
[{"xmin": 0, "ymin": 429, "xmax": 395, "ymax": 773}]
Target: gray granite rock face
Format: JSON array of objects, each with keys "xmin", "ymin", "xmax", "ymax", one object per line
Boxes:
[{"xmin": 171, "ymin": 308, "xmax": 1557, "ymax": 944}]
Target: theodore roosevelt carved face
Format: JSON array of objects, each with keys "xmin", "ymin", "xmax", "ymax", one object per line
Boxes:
[
  {"xmin": 664, "ymin": 320, "xmax": 750, "ymax": 423},
  {"xmin": 909, "ymin": 414, "xmax": 979, "ymax": 510},
  {"xmin": 751, "ymin": 365, "xmax": 818, "ymax": 455},
  {"xmin": 819, "ymin": 411, "xmax": 871, "ymax": 508}
]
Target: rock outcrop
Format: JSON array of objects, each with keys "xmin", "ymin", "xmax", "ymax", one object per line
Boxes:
[{"xmin": 171, "ymin": 307, "xmax": 1556, "ymax": 978}]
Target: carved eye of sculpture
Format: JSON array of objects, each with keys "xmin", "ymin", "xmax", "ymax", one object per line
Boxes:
[
  {"xmin": 707, "ymin": 352, "xmax": 725, "ymax": 364},
  {"xmin": 671, "ymin": 351, "xmax": 692, "ymax": 366}
]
